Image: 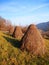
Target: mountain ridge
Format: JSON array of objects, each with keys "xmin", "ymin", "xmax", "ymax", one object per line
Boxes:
[{"xmin": 37, "ymin": 21, "xmax": 49, "ymax": 31}]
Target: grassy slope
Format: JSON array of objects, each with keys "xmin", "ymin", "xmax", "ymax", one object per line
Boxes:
[{"xmin": 0, "ymin": 31, "xmax": 49, "ymax": 65}]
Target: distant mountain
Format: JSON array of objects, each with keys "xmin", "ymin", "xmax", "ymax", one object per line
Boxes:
[{"xmin": 37, "ymin": 22, "xmax": 49, "ymax": 31}]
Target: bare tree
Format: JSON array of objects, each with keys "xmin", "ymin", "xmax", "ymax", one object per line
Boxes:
[{"xmin": 0, "ymin": 17, "xmax": 12, "ymax": 32}]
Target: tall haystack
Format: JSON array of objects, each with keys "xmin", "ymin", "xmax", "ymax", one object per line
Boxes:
[
  {"xmin": 21, "ymin": 24, "xmax": 46, "ymax": 56},
  {"xmin": 13, "ymin": 26, "xmax": 23, "ymax": 40}
]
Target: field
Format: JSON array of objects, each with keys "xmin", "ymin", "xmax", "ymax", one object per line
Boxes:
[{"xmin": 0, "ymin": 31, "xmax": 49, "ymax": 65}]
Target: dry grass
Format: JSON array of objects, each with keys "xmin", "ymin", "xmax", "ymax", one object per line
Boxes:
[{"xmin": 0, "ymin": 31, "xmax": 49, "ymax": 65}]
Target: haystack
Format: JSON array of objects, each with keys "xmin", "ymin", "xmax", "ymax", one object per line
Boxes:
[
  {"xmin": 21, "ymin": 24, "xmax": 46, "ymax": 56},
  {"xmin": 9, "ymin": 26, "xmax": 15, "ymax": 35},
  {"xmin": 13, "ymin": 26, "xmax": 23, "ymax": 40}
]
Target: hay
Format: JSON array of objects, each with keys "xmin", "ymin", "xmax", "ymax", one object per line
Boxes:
[{"xmin": 21, "ymin": 24, "xmax": 46, "ymax": 56}]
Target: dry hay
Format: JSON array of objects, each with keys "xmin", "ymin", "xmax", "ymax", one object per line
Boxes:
[
  {"xmin": 13, "ymin": 26, "xmax": 23, "ymax": 40},
  {"xmin": 21, "ymin": 24, "xmax": 46, "ymax": 56},
  {"xmin": 9, "ymin": 26, "xmax": 15, "ymax": 35}
]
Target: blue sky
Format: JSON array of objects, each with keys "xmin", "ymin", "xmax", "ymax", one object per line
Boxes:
[{"xmin": 0, "ymin": 0, "xmax": 49, "ymax": 26}]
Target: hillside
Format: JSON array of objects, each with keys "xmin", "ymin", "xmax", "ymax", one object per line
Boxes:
[
  {"xmin": 0, "ymin": 31, "xmax": 49, "ymax": 65},
  {"xmin": 37, "ymin": 22, "xmax": 49, "ymax": 31}
]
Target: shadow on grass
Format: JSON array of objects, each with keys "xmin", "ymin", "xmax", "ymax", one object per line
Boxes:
[
  {"xmin": 3, "ymin": 36, "xmax": 21, "ymax": 48},
  {"xmin": 3, "ymin": 32, "xmax": 13, "ymax": 37}
]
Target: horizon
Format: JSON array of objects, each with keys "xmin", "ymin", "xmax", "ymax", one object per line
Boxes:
[{"xmin": 0, "ymin": 0, "xmax": 49, "ymax": 26}]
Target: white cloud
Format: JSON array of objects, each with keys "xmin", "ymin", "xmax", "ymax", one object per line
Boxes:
[
  {"xmin": 10, "ymin": 14, "xmax": 49, "ymax": 26},
  {"xmin": 10, "ymin": 16, "xmax": 34, "ymax": 26}
]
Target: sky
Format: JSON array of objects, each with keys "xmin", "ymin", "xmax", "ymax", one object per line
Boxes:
[{"xmin": 0, "ymin": 0, "xmax": 49, "ymax": 26}]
